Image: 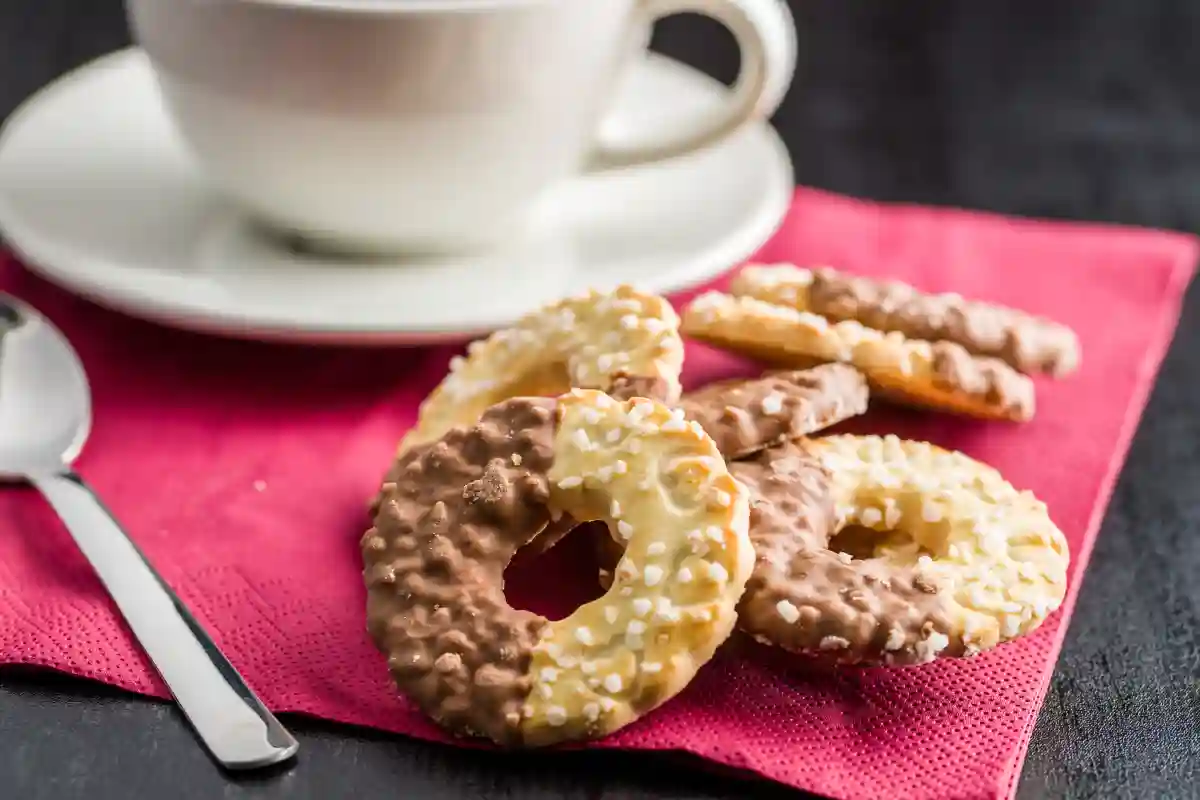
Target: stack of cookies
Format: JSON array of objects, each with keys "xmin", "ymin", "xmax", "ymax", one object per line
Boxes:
[
  {"xmin": 360, "ymin": 266, "xmax": 1077, "ymax": 748},
  {"xmin": 681, "ymin": 264, "xmax": 1080, "ymax": 422}
]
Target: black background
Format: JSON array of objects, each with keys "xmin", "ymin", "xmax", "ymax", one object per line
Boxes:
[{"xmin": 2, "ymin": 1, "xmax": 1199, "ymax": 798}]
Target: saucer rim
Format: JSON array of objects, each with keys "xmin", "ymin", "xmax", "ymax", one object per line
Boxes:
[{"xmin": 0, "ymin": 47, "xmax": 794, "ymax": 346}]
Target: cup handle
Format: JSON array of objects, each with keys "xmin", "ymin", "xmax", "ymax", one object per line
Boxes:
[{"xmin": 587, "ymin": 0, "xmax": 797, "ymax": 171}]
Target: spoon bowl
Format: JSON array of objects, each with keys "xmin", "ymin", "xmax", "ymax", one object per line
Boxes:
[{"xmin": 0, "ymin": 293, "xmax": 90, "ymax": 478}]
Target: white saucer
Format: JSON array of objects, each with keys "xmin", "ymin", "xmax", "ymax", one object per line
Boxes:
[{"xmin": 0, "ymin": 48, "xmax": 793, "ymax": 345}]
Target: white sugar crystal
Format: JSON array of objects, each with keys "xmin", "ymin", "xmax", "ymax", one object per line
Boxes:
[
  {"xmin": 641, "ymin": 662, "xmax": 663, "ymax": 674},
  {"xmin": 617, "ymin": 520, "xmax": 634, "ymax": 540},
  {"xmin": 629, "ymin": 403, "xmax": 652, "ymax": 423},
  {"xmin": 604, "ymin": 606, "xmax": 619, "ymax": 624},
  {"xmin": 707, "ymin": 562, "xmax": 729, "ymax": 583},
  {"xmin": 776, "ymin": 599, "xmax": 801, "ymax": 623},
  {"xmin": 583, "ymin": 702, "xmax": 601, "ymax": 722},
  {"xmin": 860, "ymin": 507, "xmax": 883, "ymax": 527},
  {"xmin": 610, "ymin": 500, "xmax": 622, "ymax": 518},
  {"xmin": 760, "ymin": 392, "xmax": 785, "ymax": 416},
  {"xmin": 643, "ymin": 565, "xmax": 664, "ymax": 586},
  {"xmin": 558, "ymin": 476, "xmax": 583, "ymax": 490},
  {"xmin": 540, "ymin": 667, "xmax": 558, "ymax": 683},
  {"xmin": 647, "ymin": 542, "xmax": 666, "ymax": 557},
  {"xmin": 546, "ymin": 706, "xmax": 567, "ymax": 726},
  {"xmin": 653, "ymin": 597, "xmax": 679, "ymax": 623},
  {"xmin": 713, "ymin": 491, "xmax": 732, "ymax": 508},
  {"xmin": 632, "ymin": 598, "xmax": 652, "ymax": 617},
  {"xmin": 884, "ymin": 500, "xmax": 902, "ymax": 529},
  {"xmin": 676, "ymin": 567, "xmax": 694, "ymax": 584},
  {"xmin": 603, "ymin": 674, "xmax": 623, "ymax": 693},
  {"xmin": 575, "ymin": 627, "xmax": 595, "ymax": 645},
  {"xmin": 626, "ymin": 620, "xmax": 647, "ymax": 636}
]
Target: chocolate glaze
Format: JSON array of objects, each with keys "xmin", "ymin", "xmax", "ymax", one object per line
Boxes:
[{"xmin": 363, "ymin": 398, "xmax": 558, "ymax": 745}]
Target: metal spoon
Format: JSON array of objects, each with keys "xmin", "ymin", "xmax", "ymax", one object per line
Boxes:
[{"xmin": 0, "ymin": 292, "xmax": 298, "ymax": 771}]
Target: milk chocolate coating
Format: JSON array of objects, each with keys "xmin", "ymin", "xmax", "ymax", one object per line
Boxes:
[
  {"xmin": 927, "ymin": 341, "xmax": 1035, "ymax": 420},
  {"xmin": 606, "ymin": 373, "xmax": 675, "ymax": 403},
  {"xmin": 803, "ymin": 267, "xmax": 1079, "ymax": 377},
  {"xmin": 678, "ymin": 364, "xmax": 868, "ymax": 459},
  {"xmin": 363, "ymin": 398, "xmax": 558, "ymax": 745},
  {"xmin": 731, "ymin": 442, "xmax": 962, "ymax": 665}
]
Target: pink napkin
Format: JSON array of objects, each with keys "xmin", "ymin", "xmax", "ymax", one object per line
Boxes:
[{"xmin": 0, "ymin": 188, "xmax": 1194, "ymax": 800}]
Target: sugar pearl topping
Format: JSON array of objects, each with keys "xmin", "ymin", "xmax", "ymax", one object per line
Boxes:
[
  {"xmin": 400, "ymin": 285, "xmax": 685, "ymax": 453},
  {"xmin": 523, "ymin": 389, "xmax": 754, "ymax": 744},
  {"xmin": 805, "ymin": 434, "xmax": 1069, "ymax": 662},
  {"xmin": 732, "ymin": 263, "xmax": 1080, "ymax": 378},
  {"xmin": 680, "ymin": 290, "xmax": 1036, "ymax": 423}
]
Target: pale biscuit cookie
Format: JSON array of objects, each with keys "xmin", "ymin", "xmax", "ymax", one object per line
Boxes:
[
  {"xmin": 364, "ymin": 390, "xmax": 753, "ymax": 746},
  {"xmin": 399, "ymin": 286, "xmax": 685, "ymax": 454},
  {"xmin": 731, "ymin": 264, "xmax": 1081, "ymax": 377},
  {"xmin": 790, "ymin": 434, "xmax": 1067, "ymax": 664},
  {"xmin": 681, "ymin": 291, "xmax": 1035, "ymax": 422}
]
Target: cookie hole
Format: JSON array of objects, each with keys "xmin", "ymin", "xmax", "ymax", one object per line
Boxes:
[
  {"xmin": 503, "ymin": 522, "xmax": 605, "ymax": 621},
  {"xmin": 827, "ymin": 525, "xmax": 935, "ymax": 563},
  {"xmin": 826, "ymin": 525, "xmax": 880, "ymax": 560}
]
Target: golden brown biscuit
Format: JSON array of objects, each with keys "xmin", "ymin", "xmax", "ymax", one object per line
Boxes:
[
  {"xmin": 681, "ymin": 291, "xmax": 1035, "ymax": 422},
  {"xmin": 731, "ymin": 264, "xmax": 1080, "ymax": 377}
]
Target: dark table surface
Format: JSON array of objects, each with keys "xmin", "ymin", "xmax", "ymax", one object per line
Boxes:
[{"xmin": 2, "ymin": 1, "xmax": 1198, "ymax": 798}]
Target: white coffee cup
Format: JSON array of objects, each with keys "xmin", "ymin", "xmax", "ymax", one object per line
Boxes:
[{"xmin": 125, "ymin": 0, "xmax": 796, "ymax": 254}]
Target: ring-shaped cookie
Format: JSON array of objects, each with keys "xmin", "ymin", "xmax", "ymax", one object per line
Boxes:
[
  {"xmin": 681, "ymin": 291, "xmax": 1036, "ymax": 422},
  {"xmin": 731, "ymin": 263, "xmax": 1081, "ymax": 377},
  {"xmin": 597, "ymin": 435, "xmax": 1068, "ymax": 665},
  {"xmin": 364, "ymin": 390, "xmax": 753, "ymax": 746},
  {"xmin": 740, "ymin": 435, "xmax": 1068, "ymax": 664},
  {"xmin": 400, "ymin": 286, "xmax": 685, "ymax": 454}
]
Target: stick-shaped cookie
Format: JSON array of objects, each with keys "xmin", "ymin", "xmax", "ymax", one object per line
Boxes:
[
  {"xmin": 731, "ymin": 264, "xmax": 1080, "ymax": 377},
  {"xmin": 682, "ymin": 292, "xmax": 1035, "ymax": 422}
]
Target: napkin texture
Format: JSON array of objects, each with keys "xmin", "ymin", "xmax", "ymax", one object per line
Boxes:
[{"xmin": 0, "ymin": 188, "xmax": 1194, "ymax": 800}]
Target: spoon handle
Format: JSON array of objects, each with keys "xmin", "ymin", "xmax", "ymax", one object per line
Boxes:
[{"xmin": 28, "ymin": 469, "xmax": 299, "ymax": 771}]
